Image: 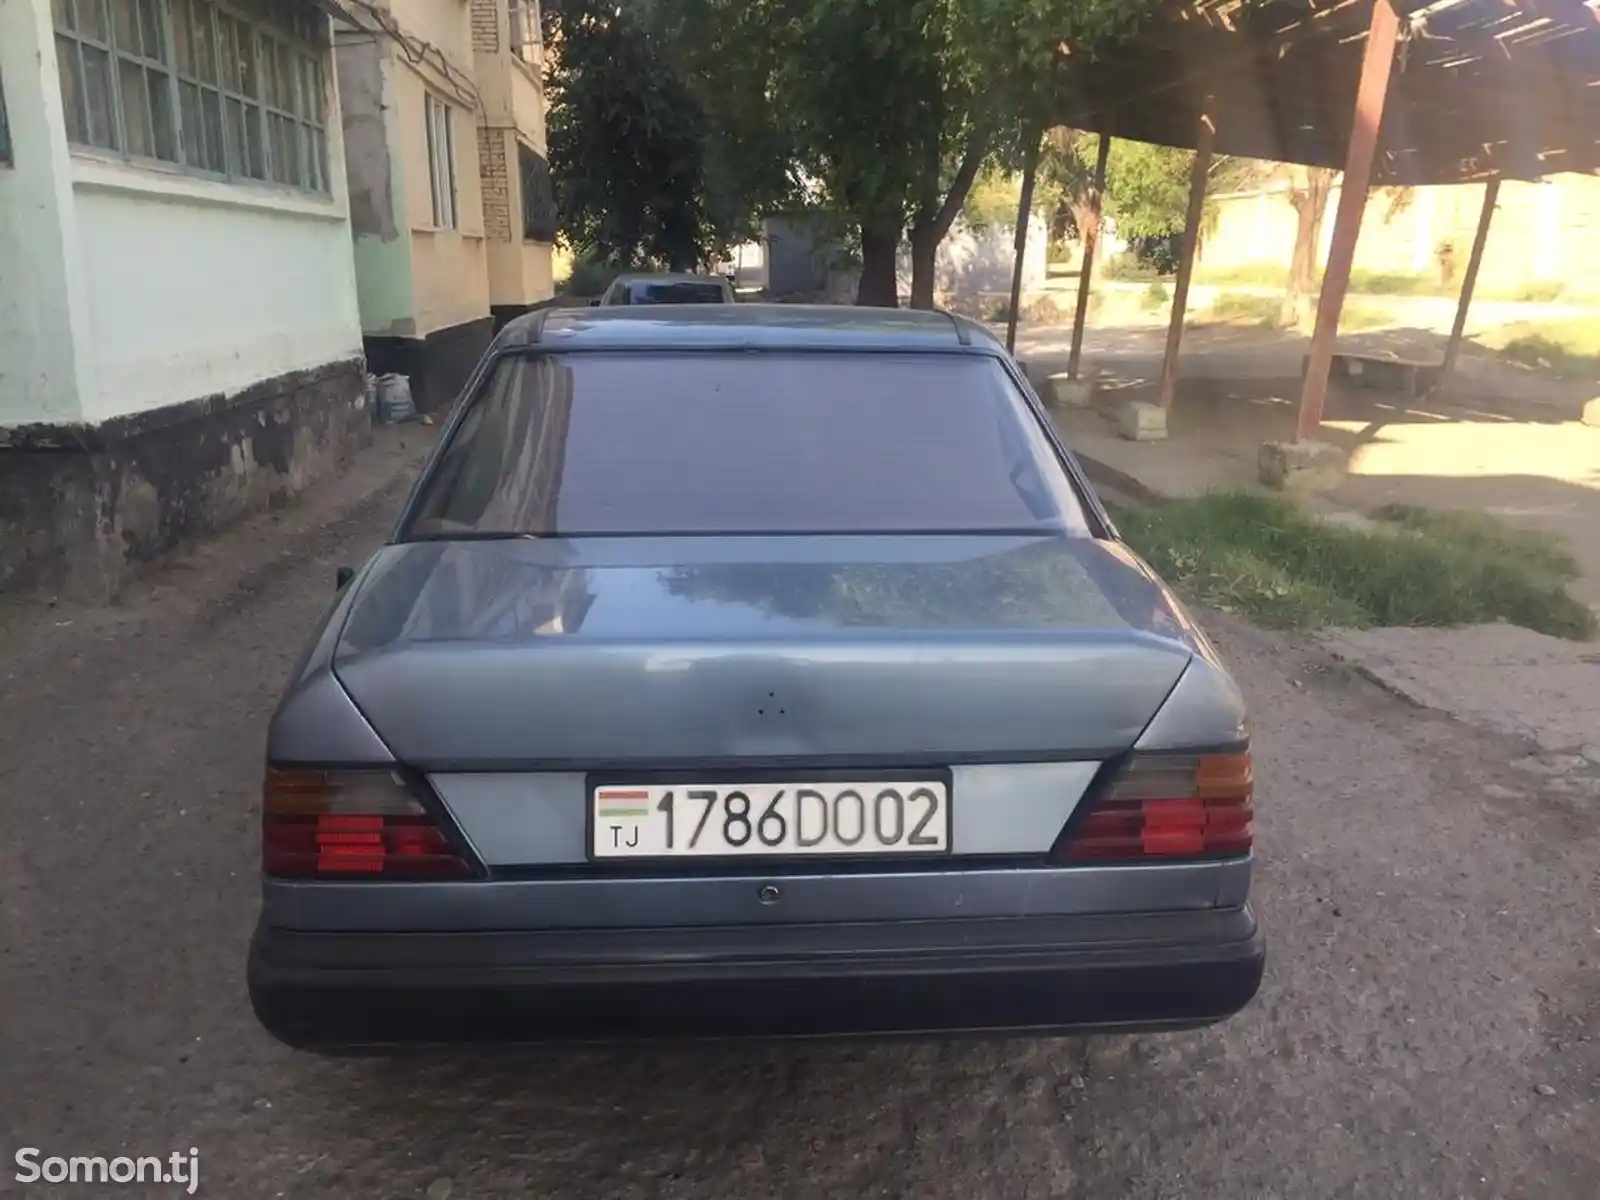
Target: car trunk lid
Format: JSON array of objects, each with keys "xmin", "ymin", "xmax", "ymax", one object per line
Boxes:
[{"xmin": 333, "ymin": 534, "xmax": 1198, "ymax": 767}]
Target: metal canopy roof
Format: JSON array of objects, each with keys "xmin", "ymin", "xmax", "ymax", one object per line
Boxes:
[{"xmin": 1054, "ymin": 0, "xmax": 1600, "ymax": 184}]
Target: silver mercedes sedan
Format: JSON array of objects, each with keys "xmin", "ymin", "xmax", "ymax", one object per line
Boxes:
[{"xmin": 249, "ymin": 304, "xmax": 1263, "ymax": 1050}]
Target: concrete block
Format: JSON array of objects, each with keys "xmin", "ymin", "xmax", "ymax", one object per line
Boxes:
[
  {"xmin": 1047, "ymin": 373, "xmax": 1096, "ymax": 407},
  {"xmin": 1117, "ymin": 400, "xmax": 1168, "ymax": 442},
  {"xmin": 1582, "ymin": 397, "xmax": 1600, "ymax": 428},
  {"xmin": 1258, "ymin": 439, "xmax": 1347, "ymax": 492}
]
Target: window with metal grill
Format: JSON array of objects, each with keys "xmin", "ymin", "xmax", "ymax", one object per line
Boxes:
[{"xmin": 51, "ymin": 0, "xmax": 329, "ymax": 193}]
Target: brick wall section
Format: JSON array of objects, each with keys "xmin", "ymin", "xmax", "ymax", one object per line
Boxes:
[
  {"xmin": 471, "ymin": 0, "xmax": 500, "ymax": 52},
  {"xmin": 478, "ymin": 126, "xmax": 515, "ymax": 244}
]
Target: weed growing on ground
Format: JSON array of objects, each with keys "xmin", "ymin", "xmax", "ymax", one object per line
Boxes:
[{"xmin": 1113, "ymin": 490, "xmax": 1596, "ymax": 639}]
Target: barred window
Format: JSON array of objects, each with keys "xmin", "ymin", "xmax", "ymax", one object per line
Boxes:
[{"xmin": 52, "ymin": 0, "xmax": 329, "ymax": 193}]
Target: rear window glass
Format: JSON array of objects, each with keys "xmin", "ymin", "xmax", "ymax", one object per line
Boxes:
[
  {"xmin": 402, "ymin": 352, "xmax": 1090, "ymax": 538},
  {"xmin": 627, "ymin": 281, "xmax": 726, "ymax": 304}
]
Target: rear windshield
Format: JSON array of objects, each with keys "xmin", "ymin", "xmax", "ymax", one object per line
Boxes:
[
  {"xmin": 402, "ymin": 352, "xmax": 1091, "ymax": 539},
  {"xmin": 624, "ymin": 281, "xmax": 726, "ymax": 304}
]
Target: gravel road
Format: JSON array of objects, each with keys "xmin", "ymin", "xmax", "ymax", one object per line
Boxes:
[{"xmin": 2, "ymin": 428, "xmax": 1596, "ymax": 1198}]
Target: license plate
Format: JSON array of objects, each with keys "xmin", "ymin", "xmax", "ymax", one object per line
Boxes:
[{"xmin": 590, "ymin": 781, "xmax": 951, "ymax": 859}]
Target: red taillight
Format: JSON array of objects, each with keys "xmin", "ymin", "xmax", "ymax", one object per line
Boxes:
[
  {"xmin": 1055, "ymin": 750, "xmax": 1253, "ymax": 862},
  {"xmin": 262, "ymin": 769, "xmax": 473, "ymax": 878}
]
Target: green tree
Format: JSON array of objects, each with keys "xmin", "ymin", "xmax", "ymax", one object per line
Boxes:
[
  {"xmin": 672, "ymin": 0, "xmax": 1156, "ymax": 307},
  {"xmin": 545, "ymin": 0, "xmax": 792, "ymax": 269},
  {"xmin": 1040, "ymin": 130, "xmax": 1268, "ymax": 263}
]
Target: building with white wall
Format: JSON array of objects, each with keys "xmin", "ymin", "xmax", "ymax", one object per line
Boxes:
[
  {"xmin": 0, "ymin": 0, "xmax": 367, "ymax": 598},
  {"xmin": 333, "ymin": 0, "xmax": 555, "ymax": 413}
]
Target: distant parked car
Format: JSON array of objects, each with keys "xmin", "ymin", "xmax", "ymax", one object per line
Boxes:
[
  {"xmin": 594, "ymin": 272, "xmax": 734, "ymax": 306},
  {"xmin": 250, "ymin": 303, "xmax": 1263, "ymax": 1050}
]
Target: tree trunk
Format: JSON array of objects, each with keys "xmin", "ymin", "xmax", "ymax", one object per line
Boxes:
[
  {"xmin": 905, "ymin": 128, "xmax": 993, "ymax": 310},
  {"xmin": 908, "ymin": 228, "xmax": 938, "ymax": 309},
  {"xmin": 1282, "ymin": 167, "xmax": 1334, "ymax": 331},
  {"xmin": 857, "ymin": 223, "xmax": 901, "ymax": 307},
  {"xmin": 1066, "ymin": 202, "xmax": 1096, "ymax": 267}
]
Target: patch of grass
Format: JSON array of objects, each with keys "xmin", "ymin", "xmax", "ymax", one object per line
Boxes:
[
  {"xmin": 1474, "ymin": 318, "xmax": 1600, "ymax": 380},
  {"xmin": 1369, "ymin": 503, "xmax": 1583, "ymax": 581},
  {"xmin": 1193, "ymin": 263, "xmax": 1288, "ymax": 288},
  {"xmin": 1184, "ymin": 266, "xmax": 1584, "ymax": 305},
  {"xmin": 1346, "ymin": 269, "xmax": 1439, "ymax": 296},
  {"xmin": 1205, "ymin": 292, "xmax": 1283, "ymax": 328},
  {"xmin": 1194, "ymin": 265, "xmax": 1440, "ymax": 295},
  {"xmin": 1101, "ymin": 256, "xmax": 1164, "ymax": 282},
  {"xmin": 1114, "ymin": 490, "xmax": 1595, "ymax": 639},
  {"xmin": 1494, "ymin": 280, "xmax": 1566, "ymax": 304}
]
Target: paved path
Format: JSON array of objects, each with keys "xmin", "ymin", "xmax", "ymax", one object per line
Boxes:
[{"xmin": 2, "ymin": 431, "xmax": 1598, "ymax": 1198}]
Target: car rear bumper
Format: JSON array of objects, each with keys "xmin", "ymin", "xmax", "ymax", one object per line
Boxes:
[{"xmin": 249, "ymin": 907, "xmax": 1264, "ymax": 1049}]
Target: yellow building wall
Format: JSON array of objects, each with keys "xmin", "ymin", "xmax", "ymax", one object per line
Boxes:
[
  {"xmin": 471, "ymin": 0, "xmax": 555, "ymax": 311},
  {"xmin": 1198, "ymin": 173, "xmax": 1600, "ymax": 297},
  {"xmin": 391, "ymin": 0, "xmax": 475, "ymax": 66},
  {"xmin": 394, "ymin": 63, "xmax": 489, "ymax": 336}
]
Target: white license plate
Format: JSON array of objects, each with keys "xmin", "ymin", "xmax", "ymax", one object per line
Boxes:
[{"xmin": 591, "ymin": 781, "xmax": 951, "ymax": 859}]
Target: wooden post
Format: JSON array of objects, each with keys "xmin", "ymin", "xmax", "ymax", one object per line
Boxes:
[
  {"xmin": 1294, "ymin": 0, "xmax": 1402, "ymax": 441},
  {"xmin": 1005, "ymin": 128, "xmax": 1045, "ymax": 355},
  {"xmin": 1441, "ymin": 176, "xmax": 1500, "ymax": 379},
  {"xmin": 1067, "ymin": 133, "xmax": 1112, "ymax": 380},
  {"xmin": 1156, "ymin": 99, "xmax": 1217, "ymax": 410}
]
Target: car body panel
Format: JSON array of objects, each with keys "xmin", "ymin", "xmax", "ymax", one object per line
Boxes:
[
  {"xmin": 259, "ymin": 859, "xmax": 1249, "ymax": 932},
  {"xmin": 250, "ymin": 907, "xmax": 1263, "ymax": 1045}
]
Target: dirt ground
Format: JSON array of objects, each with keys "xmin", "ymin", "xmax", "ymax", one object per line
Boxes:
[{"xmin": 2, "ymin": 426, "xmax": 1598, "ymax": 1198}]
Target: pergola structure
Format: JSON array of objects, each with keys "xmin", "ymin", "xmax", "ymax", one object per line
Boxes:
[{"xmin": 1006, "ymin": 0, "xmax": 1600, "ymax": 443}]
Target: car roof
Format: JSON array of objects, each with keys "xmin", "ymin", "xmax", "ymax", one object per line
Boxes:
[{"xmin": 496, "ymin": 303, "xmax": 1002, "ymax": 354}]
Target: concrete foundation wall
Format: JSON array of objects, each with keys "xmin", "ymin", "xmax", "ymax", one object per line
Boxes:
[
  {"xmin": 365, "ymin": 317, "xmax": 495, "ymax": 415},
  {"xmin": 0, "ymin": 358, "xmax": 371, "ymax": 599}
]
